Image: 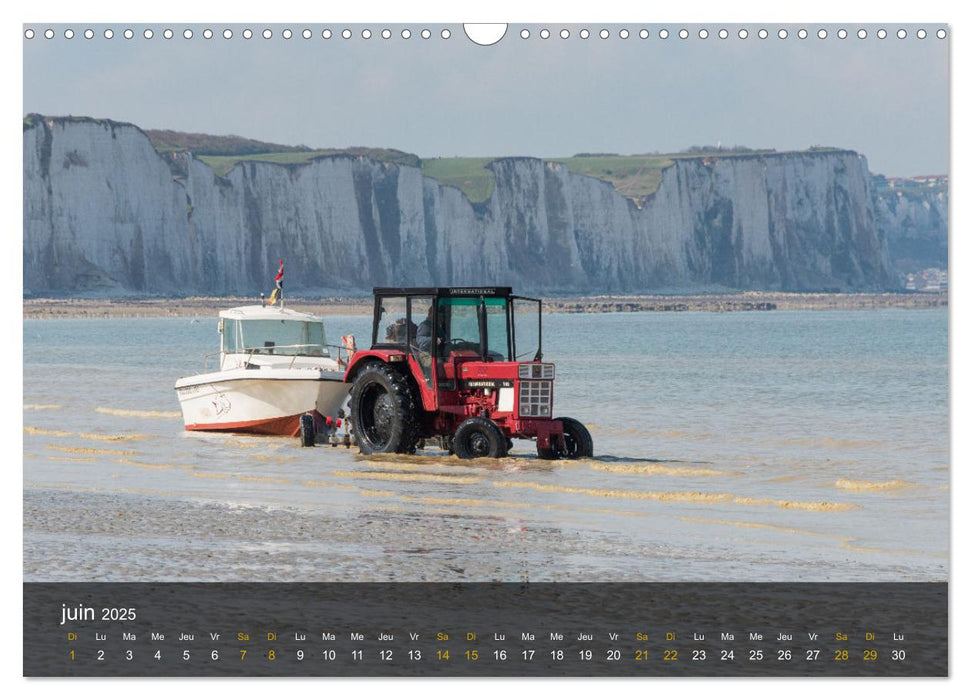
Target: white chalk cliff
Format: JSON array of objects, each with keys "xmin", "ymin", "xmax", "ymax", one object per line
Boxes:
[{"xmin": 25, "ymin": 117, "xmax": 908, "ymax": 296}]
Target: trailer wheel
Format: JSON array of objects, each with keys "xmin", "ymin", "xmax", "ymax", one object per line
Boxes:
[
  {"xmin": 558, "ymin": 416, "xmax": 594, "ymax": 458},
  {"xmin": 453, "ymin": 417, "xmax": 508, "ymax": 459},
  {"xmin": 350, "ymin": 363, "xmax": 419, "ymax": 454},
  {"xmin": 299, "ymin": 413, "xmax": 316, "ymax": 447}
]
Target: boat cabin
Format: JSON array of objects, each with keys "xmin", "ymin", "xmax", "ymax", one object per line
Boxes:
[{"xmin": 216, "ymin": 305, "xmax": 332, "ymax": 370}]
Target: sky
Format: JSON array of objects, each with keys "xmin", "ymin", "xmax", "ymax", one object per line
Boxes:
[{"xmin": 22, "ymin": 21, "xmax": 949, "ymax": 177}]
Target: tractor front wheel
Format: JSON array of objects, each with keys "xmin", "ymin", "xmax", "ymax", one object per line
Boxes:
[
  {"xmin": 349, "ymin": 363, "xmax": 419, "ymax": 454},
  {"xmin": 558, "ymin": 416, "xmax": 594, "ymax": 458},
  {"xmin": 536, "ymin": 417, "xmax": 594, "ymax": 460},
  {"xmin": 453, "ymin": 417, "xmax": 508, "ymax": 459}
]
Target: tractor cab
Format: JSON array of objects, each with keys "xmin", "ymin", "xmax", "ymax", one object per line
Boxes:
[
  {"xmin": 345, "ymin": 287, "xmax": 591, "ymax": 460},
  {"xmin": 370, "ymin": 286, "xmax": 541, "ymax": 388}
]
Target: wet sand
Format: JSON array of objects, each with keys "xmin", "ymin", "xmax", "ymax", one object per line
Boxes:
[{"xmin": 22, "ymin": 292, "xmax": 947, "ymax": 319}]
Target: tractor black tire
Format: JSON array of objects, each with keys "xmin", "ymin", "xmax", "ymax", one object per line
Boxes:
[
  {"xmin": 349, "ymin": 363, "xmax": 420, "ymax": 455},
  {"xmin": 453, "ymin": 417, "xmax": 508, "ymax": 459},
  {"xmin": 536, "ymin": 417, "xmax": 594, "ymax": 460},
  {"xmin": 536, "ymin": 444, "xmax": 558, "ymax": 460},
  {"xmin": 299, "ymin": 413, "xmax": 316, "ymax": 447},
  {"xmin": 558, "ymin": 416, "xmax": 594, "ymax": 459},
  {"xmin": 440, "ymin": 434, "xmax": 454, "ymax": 455}
]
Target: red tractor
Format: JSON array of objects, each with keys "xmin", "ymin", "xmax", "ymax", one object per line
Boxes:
[{"xmin": 343, "ymin": 287, "xmax": 593, "ymax": 460}]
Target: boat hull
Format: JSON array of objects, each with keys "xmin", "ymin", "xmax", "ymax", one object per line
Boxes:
[
  {"xmin": 184, "ymin": 411, "xmax": 324, "ymax": 437},
  {"xmin": 175, "ymin": 370, "xmax": 349, "ymax": 437}
]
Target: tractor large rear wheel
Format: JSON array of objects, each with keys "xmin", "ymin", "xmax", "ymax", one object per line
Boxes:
[
  {"xmin": 453, "ymin": 417, "xmax": 508, "ymax": 459},
  {"xmin": 350, "ymin": 363, "xmax": 420, "ymax": 454}
]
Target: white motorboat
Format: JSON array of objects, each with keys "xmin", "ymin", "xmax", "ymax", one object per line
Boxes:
[{"xmin": 175, "ymin": 303, "xmax": 351, "ymax": 437}]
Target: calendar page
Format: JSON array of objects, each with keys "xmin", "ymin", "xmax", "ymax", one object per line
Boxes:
[{"xmin": 21, "ymin": 9, "xmax": 950, "ymax": 680}]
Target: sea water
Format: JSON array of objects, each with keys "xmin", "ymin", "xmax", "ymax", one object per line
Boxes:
[{"xmin": 22, "ymin": 308, "xmax": 948, "ymax": 582}]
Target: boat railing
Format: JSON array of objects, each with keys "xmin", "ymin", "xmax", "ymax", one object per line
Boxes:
[
  {"xmin": 203, "ymin": 351, "xmax": 221, "ymax": 372},
  {"xmin": 204, "ymin": 343, "xmax": 351, "ymax": 372}
]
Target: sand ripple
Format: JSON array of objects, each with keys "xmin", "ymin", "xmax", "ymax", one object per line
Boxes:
[
  {"xmin": 835, "ymin": 478, "xmax": 917, "ymax": 492},
  {"xmin": 25, "ymin": 426, "xmax": 152, "ymax": 442},
  {"xmin": 78, "ymin": 432, "xmax": 152, "ymax": 442},
  {"xmin": 493, "ymin": 480, "xmax": 854, "ymax": 512},
  {"xmin": 24, "ymin": 426, "xmax": 71, "ymax": 437},
  {"xmin": 493, "ymin": 480, "xmax": 731, "ymax": 504},
  {"xmin": 114, "ymin": 458, "xmax": 192, "ymax": 471},
  {"xmin": 590, "ymin": 462, "xmax": 733, "ymax": 477},
  {"xmin": 95, "ymin": 407, "xmax": 181, "ymax": 419},
  {"xmin": 333, "ymin": 470, "xmax": 482, "ymax": 485},
  {"xmin": 47, "ymin": 445, "xmax": 137, "ymax": 456}
]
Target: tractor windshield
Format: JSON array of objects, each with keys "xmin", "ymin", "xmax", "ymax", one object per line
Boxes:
[{"xmin": 437, "ymin": 297, "xmax": 510, "ymax": 361}]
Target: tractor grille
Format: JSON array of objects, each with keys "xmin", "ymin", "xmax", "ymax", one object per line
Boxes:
[
  {"xmin": 519, "ymin": 380, "xmax": 552, "ymax": 417},
  {"xmin": 518, "ymin": 363, "xmax": 555, "ymax": 380}
]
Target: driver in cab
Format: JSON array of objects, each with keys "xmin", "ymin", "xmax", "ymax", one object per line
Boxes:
[{"xmin": 416, "ymin": 307, "xmax": 444, "ymax": 353}]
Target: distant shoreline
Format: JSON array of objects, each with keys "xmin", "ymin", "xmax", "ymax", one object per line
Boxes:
[{"xmin": 22, "ymin": 292, "xmax": 947, "ymax": 319}]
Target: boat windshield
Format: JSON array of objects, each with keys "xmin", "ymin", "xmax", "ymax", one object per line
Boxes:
[{"xmin": 223, "ymin": 319, "xmax": 328, "ymax": 357}]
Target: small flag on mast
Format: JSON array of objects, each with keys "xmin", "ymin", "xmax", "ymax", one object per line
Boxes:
[{"xmin": 268, "ymin": 259, "xmax": 284, "ymax": 305}]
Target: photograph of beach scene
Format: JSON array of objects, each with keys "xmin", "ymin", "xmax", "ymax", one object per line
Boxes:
[{"xmin": 23, "ymin": 22, "xmax": 948, "ymax": 586}]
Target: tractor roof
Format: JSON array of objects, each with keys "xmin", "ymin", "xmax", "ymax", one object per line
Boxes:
[{"xmin": 373, "ymin": 286, "xmax": 514, "ymax": 298}]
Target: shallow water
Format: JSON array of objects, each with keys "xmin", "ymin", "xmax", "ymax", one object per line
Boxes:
[{"xmin": 23, "ymin": 308, "xmax": 948, "ymax": 581}]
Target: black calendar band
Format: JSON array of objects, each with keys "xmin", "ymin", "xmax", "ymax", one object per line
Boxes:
[{"xmin": 24, "ymin": 582, "xmax": 947, "ymax": 677}]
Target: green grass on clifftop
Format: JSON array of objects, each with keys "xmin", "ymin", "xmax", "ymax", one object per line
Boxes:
[
  {"xmin": 421, "ymin": 155, "xmax": 677, "ymax": 206},
  {"xmin": 197, "ymin": 148, "xmax": 420, "ymax": 177},
  {"xmin": 198, "ymin": 151, "xmax": 335, "ymax": 177},
  {"xmin": 420, "ymin": 158, "xmax": 499, "ymax": 203},
  {"xmin": 551, "ymin": 156, "xmax": 675, "ymax": 206},
  {"xmin": 135, "ymin": 121, "xmax": 852, "ymax": 205},
  {"xmin": 28, "ymin": 115, "xmax": 855, "ymax": 206}
]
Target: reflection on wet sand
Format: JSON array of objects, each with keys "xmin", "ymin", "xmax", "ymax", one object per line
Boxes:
[{"xmin": 680, "ymin": 516, "xmax": 841, "ymax": 539}]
